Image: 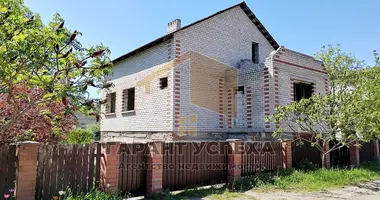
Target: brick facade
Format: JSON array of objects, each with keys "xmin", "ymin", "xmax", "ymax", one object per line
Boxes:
[{"xmin": 101, "ymin": 4, "xmax": 327, "ymax": 142}]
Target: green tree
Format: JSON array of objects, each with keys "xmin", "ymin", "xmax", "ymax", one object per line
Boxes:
[
  {"xmin": 0, "ymin": 0, "xmax": 112, "ymax": 141},
  {"xmin": 269, "ymin": 45, "xmax": 378, "ymax": 167}
]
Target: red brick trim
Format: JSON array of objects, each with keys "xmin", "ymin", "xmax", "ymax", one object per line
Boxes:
[
  {"xmin": 218, "ymin": 79, "xmax": 224, "ymax": 129},
  {"xmin": 274, "ymin": 59, "xmax": 327, "ymax": 74},
  {"xmin": 227, "ymin": 89, "xmax": 233, "ymax": 128},
  {"xmin": 173, "ymin": 72, "xmax": 181, "ymax": 130},
  {"xmin": 263, "ymin": 67, "xmax": 271, "ymax": 130},
  {"xmin": 246, "ymin": 86, "xmax": 253, "ymax": 128}
]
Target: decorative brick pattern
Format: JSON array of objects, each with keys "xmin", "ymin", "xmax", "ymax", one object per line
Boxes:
[
  {"xmin": 15, "ymin": 142, "xmax": 39, "ymax": 200},
  {"xmin": 173, "ymin": 71, "xmax": 181, "ymax": 130},
  {"xmin": 245, "ymin": 87, "xmax": 253, "ymax": 128},
  {"xmin": 227, "ymin": 89, "xmax": 233, "ymax": 128},
  {"xmin": 174, "ymin": 40, "xmax": 181, "ymax": 62},
  {"xmin": 263, "ymin": 67, "xmax": 271, "ymax": 129},
  {"xmin": 218, "ymin": 78, "xmax": 224, "ymax": 128}
]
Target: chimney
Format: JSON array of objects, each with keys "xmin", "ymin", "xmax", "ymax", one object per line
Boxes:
[{"xmin": 167, "ymin": 19, "xmax": 181, "ymax": 34}]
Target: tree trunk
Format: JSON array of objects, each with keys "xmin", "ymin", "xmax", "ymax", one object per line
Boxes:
[{"xmin": 321, "ymin": 152, "xmax": 325, "ymax": 169}]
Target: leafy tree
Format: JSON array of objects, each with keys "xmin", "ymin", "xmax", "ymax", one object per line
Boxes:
[
  {"xmin": 269, "ymin": 45, "xmax": 378, "ymax": 167},
  {"xmin": 0, "ymin": 86, "xmax": 76, "ymax": 143},
  {"xmin": 0, "ymin": 0, "xmax": 113, "ymax": 142}
]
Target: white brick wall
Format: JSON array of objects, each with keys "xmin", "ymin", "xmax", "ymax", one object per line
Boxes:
[
  {"xmin": 101, "ymin": 5, "xmax": 328, "ymax": 139},
  {"xmin": 101, "ymin": 62, "xmax": 173, "ymax": 132},
  {"xmin": 174, "ymin": 7, "xmax": 275, "ymax": 68}
]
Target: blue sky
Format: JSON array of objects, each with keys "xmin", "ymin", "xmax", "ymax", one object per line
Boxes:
[{"xmin": 24, "ymin": 0, "xmax": 379, "ymax": 96}]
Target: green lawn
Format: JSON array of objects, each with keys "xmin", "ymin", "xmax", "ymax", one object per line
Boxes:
[{"xmin": 153, "ymin": 162, "xmax": 380, "ymax": 200}]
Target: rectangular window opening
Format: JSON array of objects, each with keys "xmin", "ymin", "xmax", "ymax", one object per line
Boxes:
[
  {"xmin": 127, "ymin": 88, "xmax": 135, "ymax": 111},
  {"xmin": 160, "ymin": 77, "xmax": 168, "ymax": 89},
  {"xmin": 109, "ymin": 92, "xmax": 116, "ymax": 113},
  {"xmin": 294, "ymin": 82, "xmax": 313, "ymax": 101},
  {"xmin": 252, "ymin": 42, "xmax": 259, "ymax": 64},
  {"xmin": 237, "ymin": 86, "xmax": 245, "ymax": 95}
]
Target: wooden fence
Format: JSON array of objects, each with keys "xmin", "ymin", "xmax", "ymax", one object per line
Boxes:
[
  {"xmin": 35, "ymin": 143, "xmax": 101, "ymax": 200},
  {"xmin": 162, "ymin": 142, "xmax": 229, "ymax": 191},
  {"xmin": 119, "ymin": 143, "xmax": 147, "ymax": 196},
  {"xmin": 292, "ymin": 141, "xmax": 322, "ymax": 168},
  {"xmin": 242, "ymin": 142, "xmax": 283, "ymax": 175},
  {"xmin": 0, "ymin": 145, "xmax": 17, "ymax": 200},
  {"xmin": 360, "ymin": 140, "xmax": 376, "ymax": 163}
]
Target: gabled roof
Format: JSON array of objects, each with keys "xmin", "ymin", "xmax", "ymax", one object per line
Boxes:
[{"xmin": 113, "ymin": 1, "xmax": 279, "ymax": 64}]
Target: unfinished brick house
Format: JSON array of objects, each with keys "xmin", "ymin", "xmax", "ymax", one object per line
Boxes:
[{"xmin": 100, "ymin": 2, "xmax": 328, "ymax": 142}]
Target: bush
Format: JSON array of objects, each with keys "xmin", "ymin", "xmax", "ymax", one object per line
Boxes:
[{"xmin": 65, "ymin": 128, "xmax": 93, "ymax": 144}]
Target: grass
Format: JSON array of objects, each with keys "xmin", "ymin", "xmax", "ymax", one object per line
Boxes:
[
  {"xmin": 152, "ymin": 162, "xmax": 380, "ymax": 200},
  {"xmin": 57, "ymin": 189, "xmax": 129, "ymax": 200}
]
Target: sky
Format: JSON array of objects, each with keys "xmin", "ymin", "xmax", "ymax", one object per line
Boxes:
[{"xmin": 24, "ymin": 0, "xmax": 380, "ymax": 96}]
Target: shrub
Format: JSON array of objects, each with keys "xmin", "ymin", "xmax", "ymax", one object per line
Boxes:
[{"xmin": 65, "ymin": 128, "xmax": 93, "ymax": 144}]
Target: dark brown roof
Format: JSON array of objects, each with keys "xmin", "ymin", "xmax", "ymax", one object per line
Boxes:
[{"xmin": 113, "ymin": 1, "xmax": 279, "ymax": 64}]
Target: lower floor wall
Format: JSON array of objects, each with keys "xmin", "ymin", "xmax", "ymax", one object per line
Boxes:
[{"xmin": 100, "ymin": 131, "xmax": 277, "ymax": 143}]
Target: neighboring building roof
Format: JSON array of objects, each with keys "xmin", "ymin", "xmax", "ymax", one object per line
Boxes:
[{"xmin": 113, "ymin": 1, "xmax": 279, "ymax": 64}]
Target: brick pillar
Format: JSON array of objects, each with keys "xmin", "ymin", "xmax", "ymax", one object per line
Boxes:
[
  {"xmin": 15, "ymin": 142, "xmax": 39, "ymax": 200},
  {"xmin": 282, "ymin": 141, "xmax": 292, "ymax": 168},
  {"xmin": 374, "ymin": 140, "xmax": 380, "ymax": 161},
  {"xmin": 324, "ymin": 142, "xmax": 331, "ymax": 168},
  {"xmin": 227, "ymin": 139, "xmax": 243, "ymax": 183},
  {"xmin": 350, "ymin": 142, "xmax": 360, "ymax": 166},
  {"xmin": 101, "ymin": 142, "xmax": 121, "ymax": 192},
  {"xmin": 146, "ymin": 142, "xmax": 163, "ymax": 196}
]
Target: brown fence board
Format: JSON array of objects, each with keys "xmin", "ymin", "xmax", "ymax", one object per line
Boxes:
[
  {"xmin": 241, "ymin": 142, "xmax": 283, "ymax": 176},
  {"xmin": 35, "ymin": 144, "xmax": 100, "ymax": 200},
  {"xmin": 95, "ymin": 143, "xmax": 101, "ymax": 189},
  {"xmin": 163, "ymin": 142, "xmax": 228, "ymax": 191},
  {"xmin": 0, "ymin": 144, "xmax": 17, "ymax": 200},
  {"xmin": 119, "ymin": 143, "xmax": 147, "ymax": 196}
]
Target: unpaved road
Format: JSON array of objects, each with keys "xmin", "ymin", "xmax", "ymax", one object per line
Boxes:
[{"xmin": 245, "ymin": 180, "xmax": 380, "ymax": 200}]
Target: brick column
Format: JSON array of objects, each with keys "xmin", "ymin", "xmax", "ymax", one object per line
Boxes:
[
  {"xmin": 374, "ymin": 140, "xmax": 380, "ymax": 161},
  {"xmin": 324, "ymin": 142, "xmax": 331, "ymax": 168},
  {"xmin": 350, "ymin": 142, "xmax": 360, "ymax": 166},
  {"xmin": 282, "ymin": 141, "xmax": 292, "ymax": 168},
  {"xmin": 146, "ymin": 142, "xmax": 163, "ymax": 196},
  {"xmin": 15, "ymin": 142, "xmax": 39, "ymax": 200},
  {"xmin": 101, "ymin": 142, "xmax": 121, "ymax": 192},
  {"xmin": 227, "ymin": 139, "xmax": 243, "ymax": 183}
]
